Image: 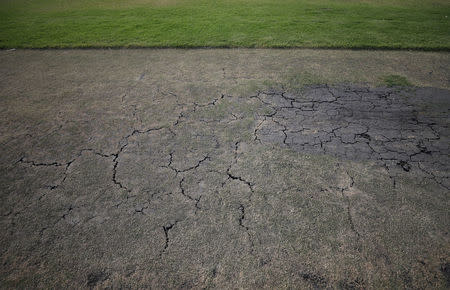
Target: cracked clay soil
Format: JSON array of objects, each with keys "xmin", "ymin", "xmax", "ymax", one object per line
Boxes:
[{"xmin": 1, "ymin": 49, "xmax": 449, "ymax": 288}]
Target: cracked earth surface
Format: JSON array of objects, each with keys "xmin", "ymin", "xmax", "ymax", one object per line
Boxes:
[{"xmin": 1, "ymin": 50, "xmax": 449, "ymax": 288}]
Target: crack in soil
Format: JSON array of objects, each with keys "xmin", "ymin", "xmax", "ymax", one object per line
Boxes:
[{"xmin": 161, "ymin": 220, "xmax": 179, "ymax": 255}]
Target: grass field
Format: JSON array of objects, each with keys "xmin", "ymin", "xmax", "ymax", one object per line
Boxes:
[{"xmin": 0, "ymin": 0, "xmax": 449, "ymax": 49}]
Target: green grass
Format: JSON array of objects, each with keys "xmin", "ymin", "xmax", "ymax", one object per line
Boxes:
[
  {"xmin": 382, "ymin": 74, "xmax": 412, "ymax": 87},
  {"xmin": 0, "ymin": 0, "xmax": 449, "ymax": 49}
]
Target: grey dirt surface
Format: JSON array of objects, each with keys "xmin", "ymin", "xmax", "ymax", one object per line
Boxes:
[{"xmin": 0, "ymin": 49, "xmax": 449, "ymax": 289}]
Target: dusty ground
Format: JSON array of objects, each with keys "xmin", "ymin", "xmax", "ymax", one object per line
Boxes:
[{"xmin": 0, "ymin": 49, "xmax": 449, "ymax": 288}]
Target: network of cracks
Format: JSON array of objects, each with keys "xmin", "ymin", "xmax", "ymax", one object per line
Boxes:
[
  {"xmin": 8, "ymin": 84, "xmax": 450, "ymax": 287},
  {"xmin": 252, "ymin": 85, "xmax": 449, "ymax": 190}
]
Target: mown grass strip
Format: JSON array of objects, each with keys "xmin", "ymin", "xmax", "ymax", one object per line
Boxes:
[{"xmin": 0, "ymin": 0, "xmax": 449, "ymax": 49}]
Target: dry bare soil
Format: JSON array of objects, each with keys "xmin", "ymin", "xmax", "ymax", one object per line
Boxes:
[{"xmin": 1, "ymin": 49, "xmax": 449, "ymax": 288}]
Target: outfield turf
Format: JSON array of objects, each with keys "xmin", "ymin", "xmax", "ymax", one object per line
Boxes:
[{"xmin": 0, "ymin": 0, "xmax": 449, "ymax": 49}]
